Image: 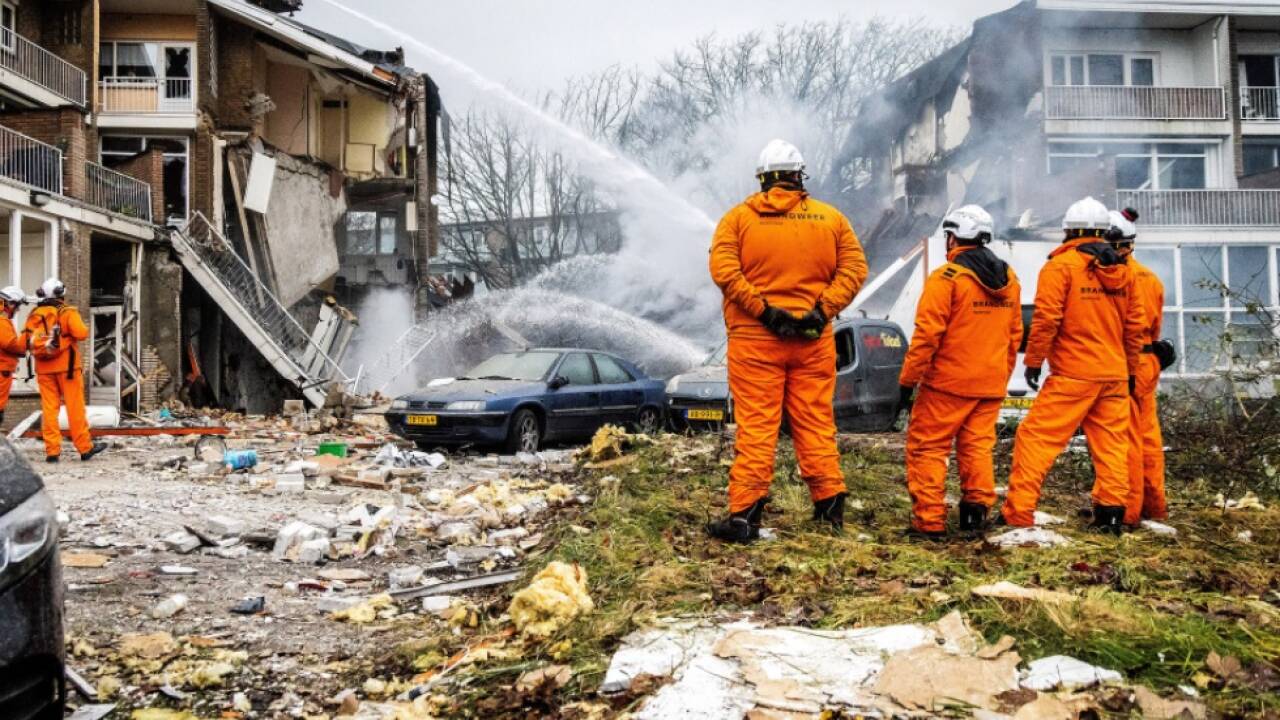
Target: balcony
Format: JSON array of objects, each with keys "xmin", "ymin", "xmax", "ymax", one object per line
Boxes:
[
  {"xmin": 1241, "ymin": 87, "xmax": 1280, "ymax": 122},
  {"xmin": 85, "ymin": 161, "xmax": 152, "ymax": 222},
  {"xmin": 97, "ymin": 76, "xmax": 194, "ymax": 115},
  {"xmin": 0, "ymin": 124, "xmax": 62, "ymax": 194},
  {"xmin": 1117, "ymin": 189, "xmax": 1280, "ymax": 227},
  {"xmin": 1045, "ymin": 86, "xmax": 1226, "ymax": 121},
  {"xmin": 0, "ymin": 29, "xmax": 86, "ymax": 106}
]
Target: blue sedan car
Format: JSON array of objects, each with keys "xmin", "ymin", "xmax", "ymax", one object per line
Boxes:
[{"xmin": 385, "ymin": 348, "xmax": 666, "ymax": 453}]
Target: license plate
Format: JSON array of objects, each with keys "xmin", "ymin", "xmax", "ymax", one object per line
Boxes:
[
  {"xmin": 1001, "ymin": 397, "xmax": 1034, "ymax": 410},
  {"xmin": 687, "ymin": 408, "xmax": 724, "ymax": 421},
  {"xmin": 406, "ymin": 414, "xmax": 438, "ymax": 426}
]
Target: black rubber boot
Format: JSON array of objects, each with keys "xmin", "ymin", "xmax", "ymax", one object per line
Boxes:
[
  {"xmin": 812, "ymin": 492, "xmax": 847, "ymax": 531},
  {"xmin": 45, "ymin": 455, "xmax": 58, "ymax": 464},
  {"xmin": 1090, "ymin": 505, "xmax": 1125, "ymax": 535},
  {"xmin": 707, "ymin": 497, "xmax": 768, "ymax": 544},
  {"xmin": 80, "ymin": 442, "xmax": 108, "ymax": 461},
  {"xmin": 958, "ymin": 502, "xmax": 989, "ymax": 533}
]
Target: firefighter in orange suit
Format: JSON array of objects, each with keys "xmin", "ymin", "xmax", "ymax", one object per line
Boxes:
[
  {"xmin": 24, "ymin": 278, "xmax": 106, "ymax": 463},
  {"xmin": 898, "ymin": 206, "xmax": 1022, "ymax": 539},
  {"xmin": 1000, "ymin": 198, "xmax": 1145, "ymax": 534},
  {"xmin": 706, "ymin": 139, "xmax": 868, "ymax": 542},
  {"xmin": 1108, "ymin": 208, "xmax": 1168, "ymax": 525},
  {"xmin": 0, "ymin": 285, "xmax": 32, "ymax": 424}
]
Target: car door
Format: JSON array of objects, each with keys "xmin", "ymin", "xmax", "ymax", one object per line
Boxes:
[
  {"xmin": 592, "ymin": 353, "xmax": 641, "ymax": 426},
  {"xmin": 858, "ymin": 325, "xmax": 907, "ymax": 427},
  {"xmin": 832, "ymin": 325, "xmax": 865, "ymax": 430},
  {"xmin": 546, "ymin": 352, "xmax": 601, "ymax": 438}
]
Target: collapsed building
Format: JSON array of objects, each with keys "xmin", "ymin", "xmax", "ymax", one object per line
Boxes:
[
  {"xmin": 0, "ymin": 0, "xmax": 441, "ymax": 419},
  {"xmin": 843, "ymin": 0, "xmax": 1280, "ymax": 380}
]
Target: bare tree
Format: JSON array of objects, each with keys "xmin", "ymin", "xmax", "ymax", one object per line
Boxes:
[{"xmin": 441, "ymin": 110, "xmax": 620, "ymax": 289}]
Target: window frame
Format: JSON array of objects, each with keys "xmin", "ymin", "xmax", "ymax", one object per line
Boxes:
[
  {"xmin": 1046, "ymin": 138, "xmax": 1216, "ymax": 190},
  {"xmin": 555, "ymin": 352, "xmax": 599, "ymax": 387},
  {"xmin": 592, "ymin": 353, "xmax": 635, "ymax": 385},
  {"xmin": 1047, "ymin": 51, "xmax": 1160, "ymax": 87},
  {"xmin": 98, "ymin": 134, "xmax": 189, "ymax": 225},
  {"xmin": 0, "ymin": 2, "xmax": 16, "ymax": 53}
]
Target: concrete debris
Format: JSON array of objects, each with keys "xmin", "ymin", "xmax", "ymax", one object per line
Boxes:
[
  {"xmin": 1141, "ymin": 519, "xmax": 1178, "ymax": 536},
  {"xmin": 972, "ymin": 581, "xmax": 1076, "ymax": 605},
  {"xmin": 1215, "ymin": 491, "xmax": 1266, "ymax": 511},
  {"xmin": 162, "ymin": 530, "xmax": 201, "ymax": 554},
  {"xmin": 1021, "ymin": 655, "xmax": 1123, "ymax": 691},
  {"xmin": 204, "ymin": 515, "xmax": 245, "ymax": 537},
  {"xmin": 389, "ymin": 565, "xmax": 425, "ymax": 589},
  {"xmin": 988, "ymin": 527, "xmax": 1073, "ymax": 548},
  {"xmin": 509, "ymin": 561, "xmax": 594, "ymax": 638},
  {"xmin": 273, "ymin": 521, "xmax": 327, "ymax": 561},
  {"xmin": 150, "ymin": 594, "xmax": 188, "ymax": 619}
]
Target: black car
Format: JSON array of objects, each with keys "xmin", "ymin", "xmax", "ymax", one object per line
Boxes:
[
  {"xmin": 665, "ymin": 318, "xmax": 910, "ymax": 432},
  {"xmin": 0, "ymin": 441, "xmax": 64, "ymax": 719},
  {"xmin": 386, "ymin": 348, "xmax": 667, "ymax": 453}
]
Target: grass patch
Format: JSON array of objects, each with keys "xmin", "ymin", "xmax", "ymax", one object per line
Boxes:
[{"xmin": 396, "ymin": 434, "xmax": 1280, "ymax": 717}]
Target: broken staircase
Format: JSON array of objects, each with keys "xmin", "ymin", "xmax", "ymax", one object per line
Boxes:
[{"xmin": 172, "ymin": 212, "xmax": 350, "ymax": 407}]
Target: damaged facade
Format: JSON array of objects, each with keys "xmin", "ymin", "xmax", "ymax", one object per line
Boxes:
[
  {"xmin": 0, "ymin": 0, "xmax": 442, "ymax": 419},
  {"xmin": 845, "ymin": 0, "xmax": 1280, "ymax": 378}
]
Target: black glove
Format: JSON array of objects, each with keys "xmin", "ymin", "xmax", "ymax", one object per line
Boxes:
[
  {"xmin": 759, "ymin": 303, "xmax": 798, "ymax": 339},
  {"xmin": 1024, "ymin": 367, "xmax": 1042, "ymax": 391},
  {"xmin": 899, "ymin": 385, "xmax": 915, "ymax": 410},
  {"xmin": 1128, "ymin": 375, "xmax": 1137, "ymax": 396},
  {"xmin": 796, "ymin": 305, "xmax": 828, "ymax": 340}
]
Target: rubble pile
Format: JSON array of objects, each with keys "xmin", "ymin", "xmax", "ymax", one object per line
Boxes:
[{"xmin": 47, "ymin": 408, "xmax": 589, "ymax": 717}]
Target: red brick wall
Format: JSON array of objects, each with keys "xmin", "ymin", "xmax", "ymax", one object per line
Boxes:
[
  {"xmin": 214, "ymin": 14, "xmax": 258, "ymax": 131},
  {"xmin": 114, "ymin": 147, "xmax": 166, "ymax": 224}
]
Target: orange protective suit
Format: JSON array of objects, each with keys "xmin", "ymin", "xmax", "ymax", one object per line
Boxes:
[
  {"xmin": 710, "ymin": 187, "xmax": 867, "ymax": 512},
  {"xmin": 1124, "ymin": 258, "xmax": 1167, "ymax": 523},
  {"xmin": 1002, "ymin": 239, "xmax": 1145, "ymax": 526},
  {"xmin": 0, "ymin": 315, "xmax": 28, "ymax": 416},
  {"xmin": 899, "ymin": 245, "xmax": 1022, "ymax": 532},
  {"xmin": 24, "ymin": 303, "xmax": 92, "ymax": 458}
]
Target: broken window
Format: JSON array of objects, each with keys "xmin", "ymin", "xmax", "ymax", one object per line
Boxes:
[{"xmin": 99, "ymin": 135, "xmax": 189, "ymax": 225}]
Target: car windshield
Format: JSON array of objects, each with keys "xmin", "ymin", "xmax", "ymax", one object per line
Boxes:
[
  {"xmin": 459, "ymin": 351, "xmax": 561, "ymax": 382},
  {"xmin": 704, "ymin": 341, "xmax": 727, "ymax": 366}
]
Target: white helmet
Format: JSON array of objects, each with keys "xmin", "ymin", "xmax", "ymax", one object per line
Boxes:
[
  {"xmin": 1107, "ymin": 208, "xmax": 1138, "ymax": 242},
  {"xmin": 0, "ymin": 285, "xmax": 26, "ymax": 305},
  {"xmin": 36, "ymin": 278, "xmax": 65, "ymax": 300},
  {"xmin": 942, "ymin": 205, "xmax": 994, "ymax": 243},
  {"xmin": 756, "ymin": 139, "xmax": 805, "ymax": 175},
  {"xmin": 1062, "ymin": 196, "xmax": 1111, "ymax": 232}
]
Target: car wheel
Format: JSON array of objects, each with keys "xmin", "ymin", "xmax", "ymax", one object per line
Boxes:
[
  {"xmin": 504, "ymin": 409, "xmax": 541, "ymax": 454},
  {"xmin": 634, "ymin": 406, "xmax": 662, "ymax": 435}
]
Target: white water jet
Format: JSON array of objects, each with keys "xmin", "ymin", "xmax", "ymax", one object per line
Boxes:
[{"xmin": 313, "ymin": 0, "xmax": 721, "ymax": 333}]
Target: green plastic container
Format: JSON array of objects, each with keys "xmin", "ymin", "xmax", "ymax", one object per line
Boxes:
[{"xmin": 316, "ymin": 442, "xmax": 348, "ymax": 458}]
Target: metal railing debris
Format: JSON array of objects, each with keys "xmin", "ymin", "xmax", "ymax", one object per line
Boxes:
[{"xmin": 174, "ymin": 213, "xmax": 350, "ymax": 406}]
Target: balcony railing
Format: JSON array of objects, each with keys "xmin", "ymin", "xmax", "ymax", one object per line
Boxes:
[
  {"xmin": 0, "ymin": 124, "xmax": 62, "ymax": 194},
  {"xmin": 98, "ymin": 76, "xmax": 194, "ymax": 114},
  {"xmin": 1117, "ymin": 189, "xmax": 1280, "ymax": 226},
  {"xmin": 85, "ymin": 161, "xmax": 152, "ymax": 222},
  {"xmin": 1241, "ymin": 87, "xmax": 1280, "ymax": 121},
  {"xmin": 0, "ymin": 29, "xmax": 86, "ymax": 106},
  {"xmin": 1045, "ymin": 86, "xmax": 1226, "ymax": 120}
]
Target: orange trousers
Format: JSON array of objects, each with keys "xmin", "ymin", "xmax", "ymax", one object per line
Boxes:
[
  {"xmin": 905, "ymin": 387, "xmax": 1001, "ymax": 533},
  {"xmin": 1002, "ymin": 375, "xmax": 1130, "ymax": 526},
  {"xmin": 38, "ymin": 369, "xmax": 92, "ymax": 457},
  {"xmin": 0, "ymin": 369, "xmax": 13, "ymax": 418},
  {"xmin": 1124, "ymin": 356, "xmax": 1166, "ymax": 524},
  {"xmin": 726, "ymin": 333, "xmax": 845, "ymax": 513}
]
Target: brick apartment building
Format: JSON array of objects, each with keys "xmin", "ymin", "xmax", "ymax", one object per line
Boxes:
[{"xmin": 0, "ymin": 0, "xmax": 441, "ymax": 417}]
